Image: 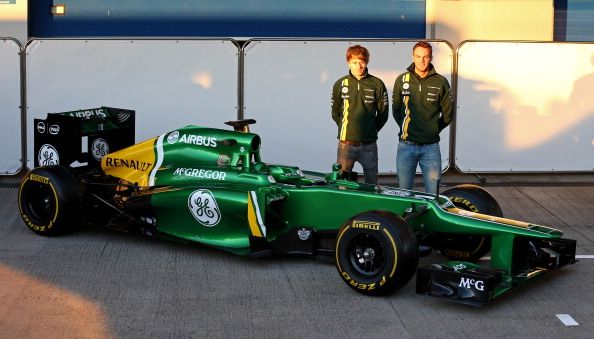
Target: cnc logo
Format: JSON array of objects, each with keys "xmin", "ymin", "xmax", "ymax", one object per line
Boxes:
[
  {"xmin": 188, "ymin": 189, "xmax": 221, "ymax": 227},
  {"xmin": 49, "ymin": 124, "xmax": 60, "ymax": 135},
  {"xmin": 91, "ymin": 138, "xmax": 109, "ymax": 161},
  {"xmin": 38, "ymin": 144, "xmax": 59, "ymax": 166},
  {"xmin": 167, "ymin": 131, "xmax": 179, "ymax": 144},
  {"xmin": 36, "ymin": 121, "xmax": 46, "ymax": 134},
  {"xmin": 459, "ymin": 277, "xmax": 485, "ymax": 291}
]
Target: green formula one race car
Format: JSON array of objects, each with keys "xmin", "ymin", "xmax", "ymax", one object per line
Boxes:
[{"xmin": 18, "ymin": 107, "xmax": 577, "ymax": 306}]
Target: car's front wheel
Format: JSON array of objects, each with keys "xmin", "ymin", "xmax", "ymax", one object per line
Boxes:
[
  {"xmin": 435, "ymin": 184, "xmax": 504, "ymax": 261},
  {"xmin": 335, "ymin": 211, "xmax": 418, "ymax": 296}
]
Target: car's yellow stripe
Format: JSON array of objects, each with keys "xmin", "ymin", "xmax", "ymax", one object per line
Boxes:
[{"xmin": 247, "ymin": 191, "xmax": 265, "ymax": 237}]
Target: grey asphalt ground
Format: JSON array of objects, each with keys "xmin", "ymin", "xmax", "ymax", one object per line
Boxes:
[{"xmin": 0, "ymin": 183, "xmax": 593, "ymax": 339}]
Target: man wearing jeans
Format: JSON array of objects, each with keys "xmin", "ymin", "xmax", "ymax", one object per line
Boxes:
[
  {"xmin": 331, "ymin": 45, "xmax": 389, "ymax": 184},
  {"xmin": 392, "ymin": 41, "xmax": 453, "ymax": 193}
]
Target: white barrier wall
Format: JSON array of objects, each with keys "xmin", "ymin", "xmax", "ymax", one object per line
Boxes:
[
  {"xmin": 16, "ymin": 39, "xmax": 593, "ymax": 174},
  {"xmin": 456, "ymin": 42, "xmax": 594, "ymax": 172},
  {"xmin": 25, "ymin": 39, "xmax": 239, "ymax": 169},
  {"xmin": 243, "ymin": 39, "xmax": 453, "ymax": 173},
  {"xmin": 0, "ymin": 38, "xmax": 22, "ymax": 175}
]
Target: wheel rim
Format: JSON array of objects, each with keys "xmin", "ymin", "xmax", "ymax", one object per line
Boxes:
[
  {"xmin": 347, "ymin": 233, "xmax": 386, "ymax": 277},
  {"xmin": 22, "ymin": 182, "xmax": 56, "ymax": 225}
]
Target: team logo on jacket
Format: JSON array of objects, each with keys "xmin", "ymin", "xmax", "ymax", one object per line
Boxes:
[
  {"xmin": 188, "ymin": 189, "xmax": 221, "ymax": 227},
  {"xmin": 38, "ymin": 144, "xmax": 59, "ymax": 166},
  {"xmin": 342, "ymin": 86, "xmax": 348, "ymax": 94},
  {"xmin": 91, "ymin": 138, "xmax": 109, "ymax": 161}
]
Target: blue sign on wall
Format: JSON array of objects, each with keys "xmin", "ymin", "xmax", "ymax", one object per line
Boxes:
[{"xmin": 28, "ymin": 0, "xmax": 426, "ymax": 39}]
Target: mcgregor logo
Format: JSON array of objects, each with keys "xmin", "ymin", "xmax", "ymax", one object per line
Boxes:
[
  {"xmin": 188, "ymin": 189, "xmax": 221, "ymax": 227},
  {"xmin": 459, "ymin": 277, "xmax": 485, "ymax": 291}
]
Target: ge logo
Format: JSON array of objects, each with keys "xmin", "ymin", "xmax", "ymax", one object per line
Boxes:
[
  {"xmin": 188, "ymin": 189, "xmax": 221, "ymax": 227},
  {"xmin": 38, "ymin": 144, "xmax": 59, "ymax": 166},
  {"xmin": 91, "ymin": 138, "xmax": 109, "ymax": 161}
]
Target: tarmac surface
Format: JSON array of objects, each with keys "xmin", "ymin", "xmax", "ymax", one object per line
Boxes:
[{"xmin": 1, "ymin": 183, "xmax": 593, "ymax": 339}]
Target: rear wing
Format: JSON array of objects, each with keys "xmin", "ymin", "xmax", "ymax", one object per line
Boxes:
[{"xmin": 34, "ymin": 107, "xmax": 135, "ymax": 169}]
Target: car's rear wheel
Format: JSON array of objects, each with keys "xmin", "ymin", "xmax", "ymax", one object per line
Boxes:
[
  {"xmin": 18, "ymin": 166, "xmax": 83, "ymax": 236},
  {"xmin": 335, "ymin": 211, "xmax": 418, "ymax": 296},
  {"xmin": 435, "ymin": 184, "xmax": 503, "ymax": 261}
]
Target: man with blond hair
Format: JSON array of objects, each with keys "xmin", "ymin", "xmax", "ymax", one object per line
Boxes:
[{"xmin": 392, "ymin": 41, "xmax": 453, "ymax": 193}]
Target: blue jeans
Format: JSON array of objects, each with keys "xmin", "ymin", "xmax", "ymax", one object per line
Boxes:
[
  {"xmin": 396, "ymin": 141, "xmax": 441, "ymax": 194},
  {"xmin": 337, "ymin": 141, "xmax": 378, "ymax": 184}
]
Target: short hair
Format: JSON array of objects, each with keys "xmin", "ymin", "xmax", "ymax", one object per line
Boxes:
[
  {"xmin": 413, "ymin": 41, "xmax": 433, "ymax": 56},
  {"xmin": 346, "ymin": 45, "xmax": 369, "ymax": 63}
]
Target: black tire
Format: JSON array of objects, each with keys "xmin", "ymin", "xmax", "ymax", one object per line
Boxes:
[
  {"xmin": 436, "ymin": 184, "xmax": 504, "ymax": 261},
  {"xmin": 335, "ymin": 211, "xmax": 418, "ymax": 296},
  {"xmin": 18, "ymin": 166, "xmax": 83, "ymax": 236}
]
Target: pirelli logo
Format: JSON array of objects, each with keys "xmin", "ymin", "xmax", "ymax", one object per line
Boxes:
[
  {"xmin": 29, "ymin": 173, "xmax": 49, "ymax": 184},
  {"xmin": 352, "ymin": 220, "xmax": 380, "ymax": 231}
]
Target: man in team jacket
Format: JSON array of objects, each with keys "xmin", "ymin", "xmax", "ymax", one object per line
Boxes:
[
  {"xmin": 392, "ymin": 41, "xmax": 453, "ymax": 194},
  {"xmin": 331, "ymin": 45, "xmax": 389, "ymax": 184}
]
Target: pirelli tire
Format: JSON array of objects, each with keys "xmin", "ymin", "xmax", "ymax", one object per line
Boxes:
[
  {"xmin": 437, "ymin": 184, "xmax": 504, "ymax": 261},
  {"xmin": 18, "ymin": 166, "xmax": 83, "ymax": 236},
  {"xmin": 335, "ymin": 211, "xmax": 419, "ymax": 296}
]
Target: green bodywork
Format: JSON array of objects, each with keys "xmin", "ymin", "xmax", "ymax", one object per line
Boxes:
[
  {"xmin": 113, "ymin": 127, "xmax": 560, "ymax": 254},
  {"xmin": 100, "ymin": 124, "xmax": 574, "ymax": 303}
]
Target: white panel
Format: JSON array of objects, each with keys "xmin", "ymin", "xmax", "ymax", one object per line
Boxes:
[
  {"xmin": 25, "ymin": 39, "xmax": 239, "ymax": 169},
  {"xmin": 427, "ymin": 0, "xmax": 552, "ymax": 47},
  {"xmin": 456, "ymin": 41, "xmax": 594, "ymax": 172},
  {"xmin": 0, "ymin": 0, "xmax": 27, "ymax": 45},
  {"xmin": 243, "ymin": 40, "xmax": 453, "ymax": 174},
  {"xmin": 0, "ymin": 38, "xmax": 22, "ymax": 175}
]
